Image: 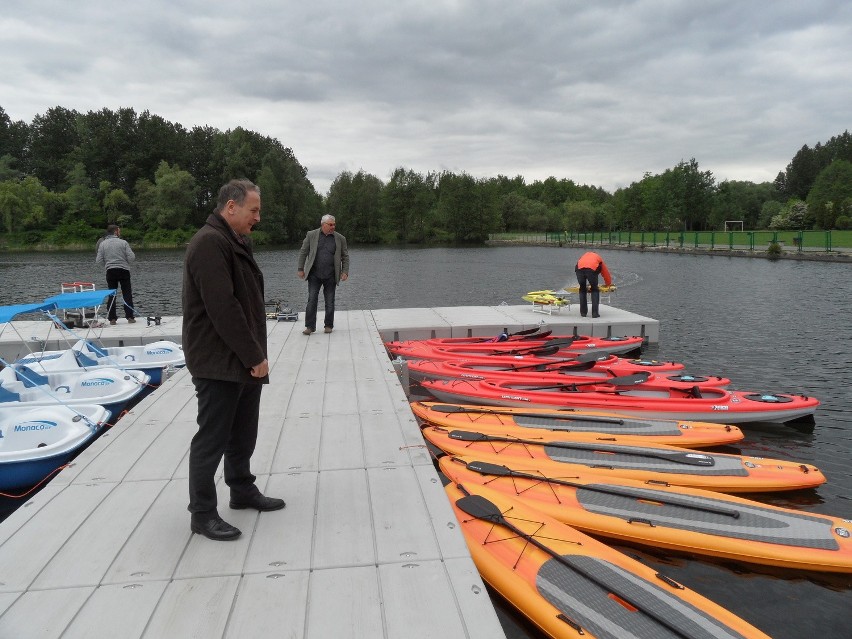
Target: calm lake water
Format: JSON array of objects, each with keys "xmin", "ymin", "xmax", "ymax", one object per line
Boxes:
[{"xmin": 1, "ymin": 246, "xmax": 850, "ymax": 638}]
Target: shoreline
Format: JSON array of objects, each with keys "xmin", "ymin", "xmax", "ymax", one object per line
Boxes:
[{"xmin": 486, "ymin": 240, "xmax": 852, "ymax": 263}]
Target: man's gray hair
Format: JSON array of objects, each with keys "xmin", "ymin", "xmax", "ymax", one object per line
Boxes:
[
  {"xmin": 321, "ymin": 214, "xmax": 336, "ymax": 225},
  {"xmin": 215, "ymin": 179, "xmax": 260, "ymax": 214}
]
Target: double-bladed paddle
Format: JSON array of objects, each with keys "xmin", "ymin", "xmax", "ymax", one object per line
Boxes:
[
  {"xmin": 461, "ymin": 459, "xmax": 739, "ymax": 518},
  {"xmin": 447, "ymin": 429, "xmax": 716, "ymax": 466},
  {"xmin": 486, "ymin": 351, "xmax": 603, "ymax": 373},
  {"xmin": 454, "ymin": 492, "xmax": 697, "ymax": 639},
  {"xmin": 499, "ymin": 337, "xmax": 578, "ymax": 355},
  {"xmin": 429, "ymin": 403, "xmax": 626, "ymax": 425},
  {"xmin": 521, "ymin": 371, "xmax": 651, "ymax": 390},
  {"xmin": 473, "ymin": 326, "xmax": 553, "ymax": 343}
]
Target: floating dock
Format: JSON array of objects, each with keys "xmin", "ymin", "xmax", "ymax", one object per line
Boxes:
[{"xmin": 0, "ymin": 304, "xmax": 658, "ymax": 638}]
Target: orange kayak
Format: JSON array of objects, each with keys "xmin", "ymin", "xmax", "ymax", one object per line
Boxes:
[
  {"xmin": 445, "ymin": 481, "xmax": 772, "ymax": 638},
  {"xmin": 441, "ymin": 455, "xmax": 852, "ymax": 573},
  {"xmin": 411, "ymin": 401, "xmax": 744, "ymax": 448},
  {"xmin": 423, "ymin": 424, "xmax": 826, "ymax": 493}
]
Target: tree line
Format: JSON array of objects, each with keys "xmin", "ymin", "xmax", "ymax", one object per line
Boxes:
[{"xmin": 1, "ymin": 105, "xmax": 850, "ymax": 248}]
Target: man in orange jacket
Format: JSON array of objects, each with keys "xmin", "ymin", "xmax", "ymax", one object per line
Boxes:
[{"xmin": 574, "ymin": 251, "xmax": 612, "ymax": 318}]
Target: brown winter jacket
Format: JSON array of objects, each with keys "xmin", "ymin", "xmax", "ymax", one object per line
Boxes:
[{"xmin": 182, "ymin": 213, "xmax": 268, "ymax": 384}]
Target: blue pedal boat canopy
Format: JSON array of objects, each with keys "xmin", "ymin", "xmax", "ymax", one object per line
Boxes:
[
  {"xmin": 0, "ymin": 302, "xmax": 57, "ymax": 324},
  {"xmin": 43, "ymin": 290, "xmax": 115, "ymax": 310}
]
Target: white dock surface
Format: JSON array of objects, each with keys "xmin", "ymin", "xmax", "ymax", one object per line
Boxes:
[{"xmin": 0, "ymin": 304, "xmax": 657, "ymax": 638}]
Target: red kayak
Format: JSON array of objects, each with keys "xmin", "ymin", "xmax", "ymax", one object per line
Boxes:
[
  {"xmin": 386, "ymin": 333, "xmax": 645, "ymax": 359},
  {"xmin": 406, "ymin": 357, "xmax": 730, "ymax": 389},
  {"xmin": 419, "ymin": 377, "xmax": 820, "ymax": 424}
]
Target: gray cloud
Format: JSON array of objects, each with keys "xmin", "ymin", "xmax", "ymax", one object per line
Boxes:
[{"xmin": 1, "ymin": 0, "xmax": 850, "ymax": 194}]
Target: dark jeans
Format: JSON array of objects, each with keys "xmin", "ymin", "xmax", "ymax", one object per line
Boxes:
[
  {"xmin": 188, "ymin": 378, "xmax": 263, "ymax": 515},
  {"xmin": 305, "ymin": 272, "xmax": 337, "ymax": 330},
  {"xmin": 575, "ymin": 268, "xmax": 600, "ymax": 317},
  {"xmin": 105, "ymin": 268, "xmax": 134, "ymax": 320}
]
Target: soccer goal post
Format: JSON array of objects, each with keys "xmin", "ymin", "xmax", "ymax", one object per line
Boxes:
[{"xmin": 724, "ymin": 220, "xmax": 744, "ymax": 232}]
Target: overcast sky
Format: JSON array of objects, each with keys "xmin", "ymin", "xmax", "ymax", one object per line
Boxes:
[{"xmin": 2, "ymin": 1, "xmax": 850, "ymax": 195}]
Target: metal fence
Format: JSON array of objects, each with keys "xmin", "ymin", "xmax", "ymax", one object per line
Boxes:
[{"xmin": 489, "ymin": 231, "xmax": 836, "ymax": 252}]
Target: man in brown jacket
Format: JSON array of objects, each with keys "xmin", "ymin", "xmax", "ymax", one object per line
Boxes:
[{"xmin": 182, "ymin": 178, "xmax": 284, "ymax": 541}]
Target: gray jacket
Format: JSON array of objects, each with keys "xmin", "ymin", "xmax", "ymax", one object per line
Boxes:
[
  {"xmin": 96, "ymin": 235, "xmax": 135, "ymax": 271},
  {"xmin": 298, "ymin": 228, "xmax": 349, "ymax": 283}
]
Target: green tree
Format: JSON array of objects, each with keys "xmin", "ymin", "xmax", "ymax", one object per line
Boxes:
[
  {"xmin": 135, "ymin": 110, "xmax": 188, "ymax": 184},
  {"xmin": 758, "ymin": 200, "xmax": 783, "ymax": 228},
  {"xmin": 0, "ymin": 107, "xmax": 29, "ymax": 169},
  {"xmin": 436, "ymin": 172, "xmax": 500, "ymax": 243},
  {"xmin": 0, "ymin": 154, "xmax": 23, "ymax": 181},
  {"xmin": 775, "ymin": 131, "xmax": 852, "ymax": 200},
  {"xmin": 769, "ymin": 199, "xmax": 808, "ymax": 230},
  {"xmin": 28, "ymin": 106, "xmax": 81, "ymax": 191},
  {"xmin": 100, "ymin": 181, "xmax": 133, "ymax": 226},
  {"xmin": 63, "ymin": 162, "xmax": 98, "ymax": 225},
  {"xmin": 711, "ymin": 180, "xmax": 779, "ymax": 229},
  {"xmin": 327, "ymin": 170, "xmax": 384, "ymax": 243},
  {"xmin": 563, "ymin": 200, "xmax": 597, "ymax": 233},
  {"xmin": 382, "ymin": 167, "xmax": 435, "ymax": 242},
  {"xmin": 186, "ymin": 125, "xmax": 226, "ymax": 225},
  {"xmin": 138, "ymin": 161, "xmax": 197, "ymax": 229},
  {"xmin": 806, "ymin": 160, "xmax": 852, "ymax": 229},
  {"xmin": 0, "ymin": 176, "xmax": 64, "ymax": 234}
]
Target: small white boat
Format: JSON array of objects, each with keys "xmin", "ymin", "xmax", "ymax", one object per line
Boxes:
[
  {"xmin": 0, "ymin": 403, "xmax": 112, "ymax": 491},
  {"xmin": 16, "ymin": 339, "xmax": 184, "ymax": 385},
  {"xmin": 0, "ymin": 365, "xmax": 151, "ymax": 416}
]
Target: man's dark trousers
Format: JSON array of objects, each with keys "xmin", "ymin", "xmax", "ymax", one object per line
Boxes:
[
  {"xmin": 305, "ymin": 271, "xmax": 337, "ymax": 330},
  {"xmin": 575, "ymin": 267, "xmax": 600, "ymax": 317},
  {"xmin": 106, "ymin": 267, "xmax": 134, "ymax": 320},
  {"xmin": 188, "ymin": 378, "xmax": 263, "ymax": 515}
]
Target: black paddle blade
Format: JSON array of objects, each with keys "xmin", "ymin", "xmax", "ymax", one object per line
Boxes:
[
  {"xmin": 519, "ymin": 329, "xmax": 553, "ymax": 340},
  {"xmin": 449, "ymin": 430, "xmax": 490, "ymax": 442},
  {"xmin": 554, "ymin": 360, "xmax": 597, "ymax": 373},
  {"xmin": 467, "ymin": 460, "xmax": 514, "ymax": 476},
  {"xmin": 455, "ymin": 494, "xmax": 505, "ymax": 523},
  {"xmin": 527, "ymin": 371, "xmax": 650, "ymax": 391},
  {"xmin": 611, "ymin": 371, "xmax": 651, "ymax": 385},
  {"xmin": 521, "ymin": 345, "xmax": 561, "ymax": 357},
  {"xmin": 542, "ymin": 337, "xmax": 577, "ymax": 348},
  {"xmin": 575, "ymin": 351, "xmax": 609, "ymax": 363},
  {"xmin": 511, "ymin": 326, "xmax": 542, "ymax": 337}
]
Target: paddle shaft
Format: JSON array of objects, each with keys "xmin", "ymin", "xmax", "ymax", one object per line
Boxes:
[
  {"xmin": 464, "ymin": 460, "xmax": 740, "ymax": 518},
  {"xmin": 456, "ymin": 494, "xmax": 696, "ymax": 639},
  {"xmin": 431, "ymin": 403, "xmax": 626, "ymax": 425},
  {"xmin": 449, "ymin": 430, "xmax": 714, "ymax": 466}
]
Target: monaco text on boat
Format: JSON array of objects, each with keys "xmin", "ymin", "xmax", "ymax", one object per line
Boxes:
[
  {"xmin": 15, "ymin": 339, "xmax": 183, "ymax": 386},
  {"xmin": 0, "ymin": 403, "xmax": 111, "ymax": 491},
  {"xmin": 422, "ymin": 425, "xmax": 826, "ymax": 493},
  {"xmin": 419, "ymin": 377, "xmax": 820, "ymax": 424},
  {"xmin": 410, "ymin": 401, "xmax": 745, "ymax": 448},
  {"xmin": 444, "ymin": 481, "xmax": 772, "ymax": 638},
  {"xmin": 0, "ymin": 364, "xmax": 151, "ymax": 416},
  {"xmin": 441, "ymin": 456, "xmax": 852, "ymax": 573}
]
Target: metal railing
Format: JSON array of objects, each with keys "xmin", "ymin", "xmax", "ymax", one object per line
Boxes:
[{"xmin": 487, "ymin": 230, "xmax": 836, "ymax": 252}]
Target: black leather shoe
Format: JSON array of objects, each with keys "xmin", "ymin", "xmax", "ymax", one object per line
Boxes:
[
  {"xmin": 191, "ymin": 516, "xmax": 242, "ymax": 541},
  {"xmin": 229, "ymin": 494, "xmax": 286, "ymax": 512}
]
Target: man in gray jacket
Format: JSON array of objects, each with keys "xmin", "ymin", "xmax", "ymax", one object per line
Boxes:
[
  {"xmin": 297, "ymin": 214, "xmax": 349, "ymax": 334},
  {"xmin": 95, "ymin": 224, "xmax": 136, "ymax": 324}
]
